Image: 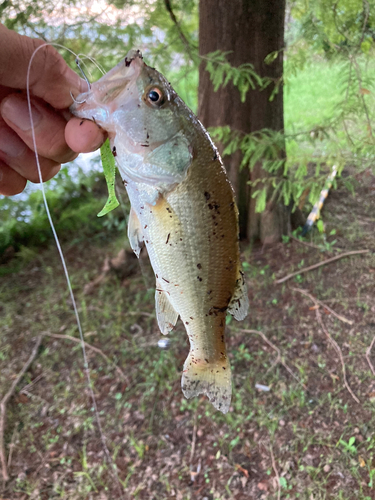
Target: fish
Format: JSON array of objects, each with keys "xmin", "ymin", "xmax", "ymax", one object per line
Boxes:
[{"xmin": 70, "ymin": 49, "xmax": 249, "ymax": 413}]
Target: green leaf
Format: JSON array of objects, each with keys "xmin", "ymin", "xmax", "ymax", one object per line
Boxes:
[{"xmin": 255, "ymin": 188, "xmax": 267, "ymax": 213}]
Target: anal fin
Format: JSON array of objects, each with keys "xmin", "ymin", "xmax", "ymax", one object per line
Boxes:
[
  {"xmin": 128, "ymin": 207, "xmax": 143, "ymax": 258},
  {"xmin": 228, "ymin": 270, "xmax": 249, "ymax": 321},
  {"xmin": 155, "ymin": 280, "xmax": 179, "ymax": 335}
]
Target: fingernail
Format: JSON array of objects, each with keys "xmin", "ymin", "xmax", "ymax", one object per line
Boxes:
[
  {"xmin": 0, "ymin": 127, "xmax": 27, "ymax": 158},
  {"xmin": 1, "ymin": 97, "xmax": 42, "ymax": 131}
]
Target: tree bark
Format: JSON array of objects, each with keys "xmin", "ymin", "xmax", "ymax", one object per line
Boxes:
[{"xmin": 198, "ymin": 0, "xmax": 287, "ymax": 243}]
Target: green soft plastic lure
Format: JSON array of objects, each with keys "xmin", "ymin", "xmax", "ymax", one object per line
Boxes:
[{"xmin": 97, "ymin": 138, "xmax": 120, "ymax": 217}]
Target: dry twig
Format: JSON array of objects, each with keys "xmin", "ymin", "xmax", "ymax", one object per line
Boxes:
[
  {"xmin": 297, "ymin": 293, "xmax": 360, "ymax": 403},
  {"xmin": 275, "ymin": 249, "xmax": 369, "ymax": 284},
  {"xmin": 189, "ymin": 407, "xmax": 199, "ymax": 482},
  {"xmin": 315, "ymin": 307, "xmax": 360, "ymax": 403},
  {"xmin": 365, "ymin": 335, "xmax": 375, "ymax": 377},
  {"xmin": 241, "ymin": 329, "xmax": 300, "ymax": 383},
  {"xmin": 292, "ymin": 288, "xmax": 353, "ymax": 325},
  {"xmin": 0, "ymin": 335, "xmax": 42, "ymax": 481},
  {"xmin": 269, "ymin": 445, "xmax": 281, "ymax": 500},
  {"xmin": 42, "ymin": 332, "xmax": 128, "ymax": 383}
]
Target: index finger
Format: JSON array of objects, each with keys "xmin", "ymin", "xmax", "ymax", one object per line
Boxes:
[{"xmin": 0, "ymin": 24, "xmax": 86, "ymax": 109}]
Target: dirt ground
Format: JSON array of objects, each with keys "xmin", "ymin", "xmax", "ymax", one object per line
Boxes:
[{"xmin": 1, "ymin": 169, "xmax": 375, "ymax": 500}]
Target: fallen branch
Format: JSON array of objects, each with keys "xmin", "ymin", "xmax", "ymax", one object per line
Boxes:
[
  {"xmin": 42, "ymin": 332, "xmax": 128, "ymax": 383},
  {"xmin": 275, "ymin": 249, "xmax": 370, "ymax": 284},
  {"xmin": 292, "ymin": 288, "xmax": 353, "ymax": 325},
  {"xmin": 241, "ymin": 329, "xmax": 300, "ymax": 384},
  {"xmin": 0, "ymin": 336, "xmax": 42, "ymax": 481}
]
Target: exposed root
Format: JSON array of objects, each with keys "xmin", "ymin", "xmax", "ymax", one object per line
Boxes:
[{"xmin": 0, "ymin": 335, "xmax": 42, "ymax": 482}]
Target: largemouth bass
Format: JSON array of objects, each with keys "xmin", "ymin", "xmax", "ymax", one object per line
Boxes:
[{"xmin": 70, "ymin": 50, "xmax": 249, "ymax": 413}]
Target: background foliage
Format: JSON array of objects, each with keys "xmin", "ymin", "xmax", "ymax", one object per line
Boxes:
[{"xmin": 1, "ymin": 0, "xmax": 375, "ymax": 240}]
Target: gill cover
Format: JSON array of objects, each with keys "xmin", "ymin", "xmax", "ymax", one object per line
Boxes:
[{"xmin": 70, "ymin": 50, "xmax": 193, "ymax": 193}]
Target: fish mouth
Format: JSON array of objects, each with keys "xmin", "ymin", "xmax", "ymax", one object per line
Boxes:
[{"xmin": 70, "ymin": 49, "xmax": 144, "ymax": 123}]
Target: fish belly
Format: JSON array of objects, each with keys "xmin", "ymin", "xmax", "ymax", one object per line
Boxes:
[{"xmin": 127, "ymin": 155, "xmax": 240, "ymax": 413}]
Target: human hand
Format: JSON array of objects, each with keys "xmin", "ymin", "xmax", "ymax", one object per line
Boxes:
[{"xmin": 0, "ymin": 24, "xmax": 105, "ymax": 196}]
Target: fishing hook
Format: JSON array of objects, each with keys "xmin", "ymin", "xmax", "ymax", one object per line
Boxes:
[
  {"xmin": 70, "ymin": 91, "xmax": 87, "ymax": 105},
  {"xmin": 75, "ymin": 57, "xmax": 92, "ymax": 91},
  {"xmin": 69, "ymin": 57, "xmax": 91, "ymax": 105}
]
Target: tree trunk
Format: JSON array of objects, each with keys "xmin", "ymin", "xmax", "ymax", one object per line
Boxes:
[{"xmin": 198, "ymin": 0, "xmax": 288, "ymax": 243}]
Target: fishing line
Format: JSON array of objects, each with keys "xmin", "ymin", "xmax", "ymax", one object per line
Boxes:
[{"xmin": 26, "ymin": 43, "xmax": 124, "ymax": 499}]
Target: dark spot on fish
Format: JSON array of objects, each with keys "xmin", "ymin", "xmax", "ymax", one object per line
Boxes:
[
  {"xmin": 185, "ymin": 321, "xmax": 189, "ymax": 325},
  {"xmin": 207, "ymin": 290, "xmax": 212, "ymax": 295},
  {"xmin": 156, "ymin": 274, "xmax": 158, "ymax": 278},
  {"xmin": 205, "ymin": 358, "xmax": 209, "ymax": 363},
  {"xmin": 166, "ymin": 233, "xmax": 170, "ymax": 244},
  {"xmin": 197, "ymin": 263, "xmax": 202, "ymax": 269},
  {"xmin": 204, "ymin": 191, "xmax": 210, "ymax": 201},
  {"xmin": 123, "ymin": 179, "xmax": 127, "ymax": 186},
  {"xmin": 140, "ymin": 206, "xmax": 144, "ymax": 209},
  {"xmin": 162, "ymin": 277, "xmax": 170, "ymax": 283},
  {"xmin": 112, "ymin": 146, "xmax": 117, "ymax": 157},
  {"xmin": 146, "ymin": 132, "xmax": 149, "ymax": 139},
  {"xmin": 197, "ymin": 276, "xmax": 202, "ymax": 282},
  {"xmin": 180, "ymin": 238, "xmax": 182, "ymax": 241},
  {"xmin": 91, "ymin": 116, "xmax": 97, "ymax": 124},
  {"xmin": 213, "ymin": 150, "xmax": 218, "ymax": 160},
  {"xmin": 137, "ymin": 104, "xmax": 141, "ymax": 108},
  {"xmin": 79, "ymin": 120, "xmax": 84, "ymax": 126},
  {"xmin": 221, "ymin": 335, "xmax": 224, "ymax": 342},
  {"xmin": 166, "ymin": 207, "xmax": 172, "ymax": 213},
  {"xmin": 208, "ymin": 203, "xmax": 213, "ymax": 210},
  {"xmin": 125, "ymin": 57, "xmax": 132, "ymax": 67},
  {"xmin": 222, "ymin": 367, "xmax": 226, "ymax": 370},
  {"xmin": 141, "ymin": 144, "xmax": 149, "ymax": 147},
  {"xmin": 190, "ymin": 317, "xmax": 194, "ymax": 320},
  {"xmin": 144, "ymin": 225, "xmax": 147, "ymax": 229}
]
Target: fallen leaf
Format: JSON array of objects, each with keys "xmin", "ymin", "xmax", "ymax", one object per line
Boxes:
[
  {"xmin": 235, "ymin": 463, "xmax": 249, "ymax": 478},
  {"xmin": 359, "ymin": 456, "xmax": 366, "ymax": 467},
  {"xmin": 360, "ymin": 88, "xmax": 371, "ymax": 95},
  {"xmin": 309, "ymin": 305, "xmax": 319, "ymax": 311}
]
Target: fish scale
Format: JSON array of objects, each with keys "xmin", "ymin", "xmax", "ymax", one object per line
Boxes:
[{"xmin": 70, "ymin": 49, "xmax": 249, "ymax": 413}]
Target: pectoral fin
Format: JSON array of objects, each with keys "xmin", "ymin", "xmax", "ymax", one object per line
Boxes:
[
  {"xmin": 127, "ymin": 208, "xmax": 143, "ymax": 258},
  {"xmin": 228, "ymin": 271, "xmax": 249, "ymax": 321},
  {"xmin": 155, "ymin": 281, "xmax": 179, "ymax": 335}
]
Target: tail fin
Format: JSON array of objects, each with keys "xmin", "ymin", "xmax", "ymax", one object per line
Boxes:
[{"xmin": 181, "ymin": 353, "xmax": 232, "ymax": 414}]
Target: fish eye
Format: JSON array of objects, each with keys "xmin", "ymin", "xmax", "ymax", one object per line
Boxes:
[{"xmin": 145, "ymin": 87, "xmax": 165, "ymax": 107}]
